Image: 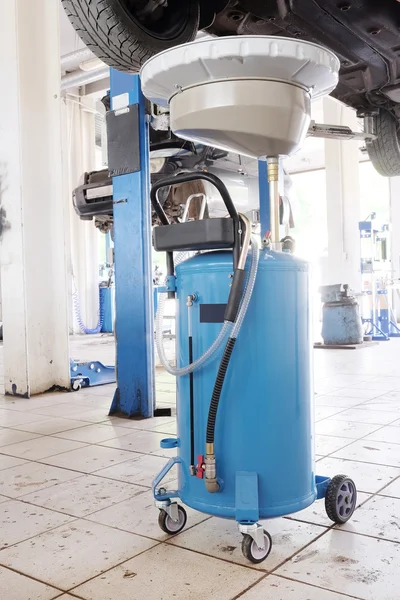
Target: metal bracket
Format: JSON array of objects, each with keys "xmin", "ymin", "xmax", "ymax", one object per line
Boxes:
[
  {"xmin": 307, "ymin": 121, "xmax": 376, "ymax": 142},
  {"xmin": 238, "ymin": 522, "xmax": 265, "ymax": 550},
  {"xmin": 235, "ymin": 471, "xmax": 259, "ymax": 523},
  {"xmin": 155, "ymin": 499, "xmax": 179, "ymax": 522},
  {"xmin": 152, "ymin": 456, "xmax": 182, "ymax": 502},
  {"xmin": 70, "ymin": 359, "xmax": 116, "ymax": 390},
  {"xmin": 315, "ymin": 475, "xmax": 331, "ymax": 500},
  {"xmin": 157, "ymin": 276, "xmax": 176, "ymax": 294}
]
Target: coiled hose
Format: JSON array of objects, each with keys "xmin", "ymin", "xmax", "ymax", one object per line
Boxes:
[
  {"xmin": 72, "ymin": 286, "xmax": 104, "ymax": 335},
  {"xmin": 155, "ymin": 236, "xmax": 259, "ymax": 377}
]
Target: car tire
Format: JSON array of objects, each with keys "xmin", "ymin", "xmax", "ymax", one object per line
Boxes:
[
  {"xmin": 367, "ymin": 109, "xmax": 400, "ymax": 177},
  {"xmin": 61, "ymin": 0, "xmax": 200, "ymax": 72}
]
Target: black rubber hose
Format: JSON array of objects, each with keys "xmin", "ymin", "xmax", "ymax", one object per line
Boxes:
[
  {"xmin": 224, "ymin": 268, "xmax": 246, "ymax": 323},
  {"xmin": 206, "ymin": 337, "xmax": 236, "ymax": 445}
]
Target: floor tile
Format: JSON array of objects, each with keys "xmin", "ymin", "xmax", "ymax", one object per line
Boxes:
[
  {"xmin": 239, "ymin": 575, "xmax": 353, "ymax": 599},
  {"xmin": 0, "ymin": 462, "xmax": 79, "ymax": 498},
  {"xmin": 11, "ymin": 418, "xmax": 89, "ymax": 435},
  {"xmin": 316, "ymin": 456, "xmax": 400, "ymax": 494},
  {"xmin": 99, "ymin": 429, "xmax": 174, "ymax": 457},
  {"xmin": 0, "ymin": 520, "xmax": 156, "ymax": 590},
  {"xmin": 108, "ymin": 416, "xmax": 176, "ymax": 431},
  {"xmin": 327, "ymin": 387, "xmax": 383, "ymax": 400},
  {"xmin": 147, "ymin": 420, "xmax": 177, "ymax": 435},
  {"xmin": 328, "ymin": 408, "xmax": 400, "ymax": 425},
  {"xmin": 20, "ymin": 475, "xmax": 146, "ymax": 517},
  {"xmin": 315, "ymin": 395, "xmax": 365, "ymax": 408},
  {"xmin": 361, "ymin": 398, "xmax": 400, "ymax": 412},
  {"xmin": 0, "ymin": 499, "xmax": 73, "ymax": 549},
  {"xmin": 315, "ymin": 406, "xmax": 347, "ymax": 421},
  {"xmin": 94, "ymin": 453, "xmax": 178, "ymax": 487},
  {"xmin": 169, "ymin": 515, "xmax": 327, "ymax": 571},
  {"xmin": 0, "ymin": 395, "xmax": 68, "ymax": 412},
  {"xmin": 0, "ymin": 455, "xmax": 27, "ymax": 472},
  {"xmin": 350, "ymin": 381, "xmax": 399, "ymax": 392},
  {"xmin": 87, "ymin": 489, "xmax": 209, "ymax": 540},
  {"xmin": 277, "ymin": 529, "xmax": 400, "ymax": 600},
  {"xmin": 41, "ymin": 445, "xmax": 136, "ymax": 474},
  {"xmin": 52, "ymin": 423, "xmax": 135, "ymax": 444},
  {"xmin": 28, "ymin": 404, "xmax": 101, "ymax": 418},
  {"xmin": 0, "ymin": 428, "xmax": 40, "ymax": 447},
  {"xmin": 65, "ymin": 409, "xmax": 114, "ymax": 424},
  {"xmin": 363, "ymin": 425, "xmax": 400, "ymax": 445},
  {"xmin": 316, "ymin": 419, "xmax": 382, "ymax": 439},
  {"xmin": 286, "ymin": 492, "xmax": 370, "ymax": 527},
  {"xmin": 339, "ymin": 494, "xmax": 400, "ymax": 542},
  {"xmin": 0, "ymin": 566, "xmax": 60, "ymax": 600},
  {"xmin": 315, "ymin": 435, "xmax": 356, "ymax": 457},
  {"xmin": 0, "ymin": 409, "xmax": 49, "ymax": 427},
  {"xmin": 332, "ymin": 440, "xmax": 400, "ymax": 467},
  {"xmin": 72, "ymin": 544, "xmax": 261, "ymax": 600},
  {"xmin": 0, "ymin": 437, "xmax": 87, "ymax": 461},
  {"xmin": 377, "ymin": 474, "xmax": 400, "ymax": 498}
]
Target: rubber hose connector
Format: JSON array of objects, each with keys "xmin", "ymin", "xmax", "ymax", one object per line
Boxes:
[{"xmin": 206, "ymin": 337, "xmax": 236, "ymax": 445}]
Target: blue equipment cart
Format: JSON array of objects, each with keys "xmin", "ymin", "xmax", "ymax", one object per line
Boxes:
[{"xmin": 151, "ymin": 171, "xmax": 357, "ymax": 563}]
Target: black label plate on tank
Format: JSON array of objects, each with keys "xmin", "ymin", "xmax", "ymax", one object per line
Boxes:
[{"xmin": 200, "ymin": 304, "xmax": 227, "ymax": 323}]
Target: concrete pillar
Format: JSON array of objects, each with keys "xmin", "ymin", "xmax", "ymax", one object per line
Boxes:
[
  {"xmin": 0, "ymin": 0, "xmax": 70, "ymax": 395},
  {"xmin": 389, "ymin": 177, "xmax": 400, "ymax": 319},
  {"xmin": 63, "ymin": 96, "xmax": 99, "ymax": 334},
  {"xmin": 323, "ymin": 97, "xmax": 361, "ymax": 292}
]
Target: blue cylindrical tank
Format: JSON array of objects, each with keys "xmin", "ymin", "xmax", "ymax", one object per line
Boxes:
[{"xmin": 175, "ymin": 249, "xmax": 315, "ymax": 520}]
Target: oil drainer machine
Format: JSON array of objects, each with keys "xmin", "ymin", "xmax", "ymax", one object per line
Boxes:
[{"xmin": 141, "ymin": 36, "xmax": 357, "ymax": 563}]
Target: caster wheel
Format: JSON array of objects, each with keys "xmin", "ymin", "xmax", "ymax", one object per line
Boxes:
[
  {"xmin": 325, "ymin": 474, "xmax": 357, "ymax": 524},
  {"xmin": 241, "ymin": 530, "xmax": 272, "ymax": 564},
  {"xmin": 158, "ymin": 505, "xmax": 187, "ymax": 534}
]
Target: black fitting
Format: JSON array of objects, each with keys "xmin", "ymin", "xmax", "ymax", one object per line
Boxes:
[
  {"xmin": 224, "ymin": 269, "xmax": 246, "ymax": 323},
  {"xmin": 206, "ymin": 337, "xmax": 237, "ymax": 445}
]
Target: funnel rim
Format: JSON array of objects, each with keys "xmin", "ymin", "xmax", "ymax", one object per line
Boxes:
[
  {"xmin": 140, "ymin": 34, "xmax": 340, "ymax": 74},
  {"xmin": 141, "ymin": 35, "xmax": 339, "ymax": 108},
  {"xmin": 169, "ymin": 77, "xmax": 310, "ymax": 104}
]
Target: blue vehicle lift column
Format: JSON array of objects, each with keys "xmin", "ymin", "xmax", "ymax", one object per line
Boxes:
[{"xmin": 108, "ymin": 70, "xmax": 155, "ymax": 418}]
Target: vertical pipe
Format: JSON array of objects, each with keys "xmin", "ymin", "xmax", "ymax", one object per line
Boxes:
[
  {"xmin": 267, "ymin": 156, "xmax": 280, "ymax": 249},
  {"xmin": 258, "ymin": 160, "xmax": 270, "ymax": 246}
]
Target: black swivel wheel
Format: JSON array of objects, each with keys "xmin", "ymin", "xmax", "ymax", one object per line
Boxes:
[
  {"xmin": 241, "ymin": 530, "xmax": 272, "ymax": 564},
  {"xmin": 325, "ymin": 474, "xmax": 357, "ymax": 524},
  {"xmin": 158, "ymin": 505, "xmax": 187, "ymax": 534}
]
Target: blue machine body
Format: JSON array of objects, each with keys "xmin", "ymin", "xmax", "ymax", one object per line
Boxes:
[{"xmin": 171, "ymin": 248, "xmax": 317, "ymax": 520}]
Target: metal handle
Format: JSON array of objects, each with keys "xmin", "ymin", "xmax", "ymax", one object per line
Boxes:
[
  {"xmin": 181, "ymin": 193, "xmax": 207, "ymax": 223},
  {"xmin": 150, "ymin": 171, "xmax": 240, "ymax": 225}
]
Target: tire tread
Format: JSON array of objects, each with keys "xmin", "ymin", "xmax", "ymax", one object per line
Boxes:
[{"xmin": 61, "ymin": 0, "xmax": 199, "ymax": 72}]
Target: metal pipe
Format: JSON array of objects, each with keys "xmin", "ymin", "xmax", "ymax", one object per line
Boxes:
[
  {"xmin": 237, "ymin": 213, "xmax": 251, "ymax": 271},
  {"xmin": 61, "ymin": 48, "xmax": 96, "ymax": 71},
  {"xmin": 267, "ymin": 156, "xmax": 280, "ymax": 249},
  {"xmin": 61, "ymin": 66, "xmax": 110, "ymax": 91}
]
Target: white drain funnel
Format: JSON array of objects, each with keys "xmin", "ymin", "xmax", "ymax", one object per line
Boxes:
[{"xmin": 141, "ymin": 36, "xmax": 340, "ymax": 159}]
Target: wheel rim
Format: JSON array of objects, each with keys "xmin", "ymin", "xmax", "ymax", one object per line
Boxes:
[
  {"xmin": 165, "ymin": 510, "xmax": 185, "ymax": 533},
  {"xmin": 122, "ymin": 0, "xmax": 194, "ymax": 40},
  {"xmin": 250, "ymin": 534, "xmax": 271, "ymax": 560},
  {"xmin": 336, "ymin": 480, "xmax": 356, "ymax": 519}
]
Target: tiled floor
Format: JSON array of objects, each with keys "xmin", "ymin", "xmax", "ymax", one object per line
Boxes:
[{"xmin": 1, "ymin": 339, "xmax": 400, "ymax": 599}]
